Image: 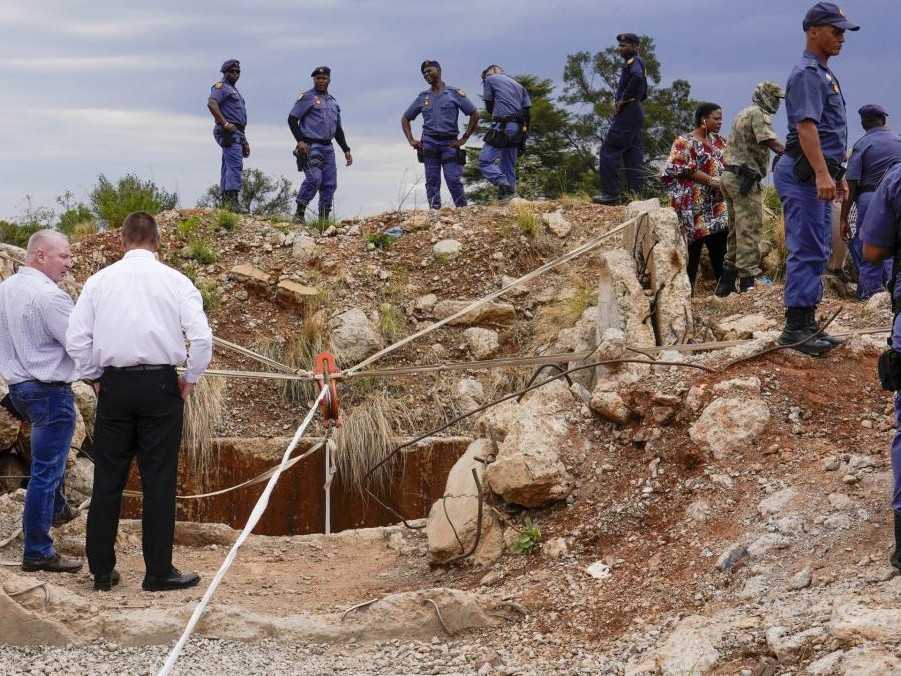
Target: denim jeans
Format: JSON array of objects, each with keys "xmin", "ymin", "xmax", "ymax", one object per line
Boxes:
[{"xmin": 8, "ymin": 381, "xmax": 75, "ymax": 560}]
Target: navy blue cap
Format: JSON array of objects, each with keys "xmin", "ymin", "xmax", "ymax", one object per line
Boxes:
[
  {"xmin": 617, "ymin": 32, "xmax": 640, "ymax": 45},
  {"xmin": 859, "ymin": 104, "xmax": 888, "ymax": 118},
  {"xmin": 220, "ymin": 59, "xmax": 240, "ymax": 73},
  {"xmin": 802, "ymin": 2, "xmax": 859, "ymax": 31},
  {"xmin": 311, "ymin": 66, "xmax": 331, "ymax": 77},
  {"xmin": 420, "ymin": 60, "xmax": 440, "ymax": 73}
]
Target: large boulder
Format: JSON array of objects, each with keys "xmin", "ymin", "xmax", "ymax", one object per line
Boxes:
[
  {"xmin": 71, "ymin": 381, "xmax": 97, "ymax": 442},
  {"xmin": 689, "ymin": 397, "xmax": 770, "ymax": 459},
  {"xmin": 426, "ymin": 439, "xmax": 505, "ymax": 565},
  {"xmin": 463, "ymin": 327, "xmax": 500, "ymax": 360},
  {"xmin": 655, "ymin": 615, "xmax": 723, "ymax": 675},
  {"xmin": 0, "ymin": 244, "xmax": 25, "ymax": 282},
  {"xmin": 829, "ymin": 599, "xmax": 901, "ymax": 642},
  {"xmin": 597, "ymin": 249, "xmax": 655, "ymax": 349},
  {"xmin": 554, "ymin": 305, "xmax": 599, "ymax": 389},
  {"xmin": 433, "ymin": 300, "xmax": 516, "ymax": 326},
  {"xmin": 329, "ymin": 308, "xmax": 384, "ymax": 366},
  {"xmin": 452, "ymin": 378, "xmax": 484, "ymax": 414},
  {"xmin": 646, "ymin": 208, "xmax": 692, "ymax": 345},
  {"xmin": 480, "ymin": 379, "xmax": 574, "ymax": 508}
]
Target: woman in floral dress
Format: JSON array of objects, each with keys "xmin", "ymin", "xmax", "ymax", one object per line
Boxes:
[{"xmin": 663, "ymin": 102, "xmax": 729, "ymax": 290}]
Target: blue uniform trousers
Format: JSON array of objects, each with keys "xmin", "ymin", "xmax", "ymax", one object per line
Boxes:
[
  {"xmin": 598, "ymin": 104, "xmax": 645, "ymax": 198},
  {"xmin": 479, "ymin": 122, "xmax": 520, "ymax": 190},
  {"xmin": 891, "ymin": 318, "xmax": 901, "ymax": 515},
  {"xmin": 214, "ymin": 128, "xmax": 244, "ymax": 192},
  {"xmin": 423, "ymin": 136, "xmax": 466, "ymax": 209},
  {"xmin": 774, "ymin": 154, "xmax": 832, "ymax": 308},
  {"xmin": 849, "ymin": 191, "xmax": 893, "ymax": 299},
  {"xmin": 9, "ymin": 382, "xmax": 75, "ymax": 560},
  {"xmin": 297, "ymin": 143, "xmax": 337, "ymax": 211}
]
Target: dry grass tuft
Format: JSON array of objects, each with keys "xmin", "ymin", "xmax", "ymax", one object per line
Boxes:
[
  {"xmin": 512, "ymin": 203, "xmax": 543, "ymax": 238},
  {"xmin": 182, "ymin": 375, "xmax": 226, "ymax": 489},
  {"xmin": 258, "ymin": 314, "xmax": 328, "ymax": 404},
  {"xmin": 333, "ymin": 394, "xmax": 398, "ymax": 494},
  {"xmin": 378, "ymin": 302, "xmax": 407, "ymax": 342},
  {"xmin": 531, "ymin": 273, "xmax": 594, "ymax": 347}
]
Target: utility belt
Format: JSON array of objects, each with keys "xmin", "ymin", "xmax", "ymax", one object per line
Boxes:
[
  {"xmin": 301, "ymin": 136, "xmax": 331, "ymax": 145},
  {"xmin": 219, "ymin": 122, "xmax": 246, "ymax": 147},
  {"xmin": 424, "ymin": 132, "xmax": 458, "ymax": 141},
  {"xmin": 484, "ymin": 117, "xmax": 527, "ymax": 149},
  {"xmin": 723, "ymin": 164, "xmax": 763, "ymax": 196},
  {"xmin": 294, "ymin": 137, "xmax": 333, "ymax": 171},
  {"xmin": 784, "ymin": 145, "xmax": 846, "ymax": 183},
  {"xmin": 857, "ymin": 184, "xmax": 878, "ymax": 194},
  {"xmin": 417, "ymin": 147, "xmax": 466, "ymax": 165}
]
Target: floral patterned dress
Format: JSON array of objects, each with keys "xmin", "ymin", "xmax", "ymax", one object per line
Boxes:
[{"xmin": 663, "ymin": 133, "xmax": 729, "ymax": 243}]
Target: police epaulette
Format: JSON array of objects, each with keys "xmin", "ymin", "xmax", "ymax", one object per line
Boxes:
[
  {"xmin": 297, "ymin": 92, "xmax": 305, "ymax": 100},
  {"xmin": 213, "ymin": 82, "xmax": 223, "ymax": 89},
  {"xmin": 626, "ymin": 58, "xmax": 635, "ymax": 65}
]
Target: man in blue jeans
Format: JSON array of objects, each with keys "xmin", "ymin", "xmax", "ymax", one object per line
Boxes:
[{"xmin": 0, "ymin": 230, "xmax": 83, "ymax": 573}]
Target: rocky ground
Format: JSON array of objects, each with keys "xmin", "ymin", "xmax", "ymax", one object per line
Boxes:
[{"xmin": 2, "ymin": 199, "xmax": 901, "ymax": 674}]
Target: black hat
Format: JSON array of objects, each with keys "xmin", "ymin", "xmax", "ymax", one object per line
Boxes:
[
  {"xmin": 220, "ymin": 59, "xmax": 240, "ymax": 73},
  {"xmin": 311, "ymin": 66, "xmax": 331, "ymax": 77},
  {"xmin": 802, "ymin": 2, "xmax": 859, "ymax": 31},
  {"xmin": 616, "ymin": 33, "xmax": 641, "ymax": 45},
  {"xmin": 859, "ymin": 104, "xmax": 889, "ymax": 118},
  {"xmin": 420, "ymin": 60, "xmax": 440, "ymax": 74}
]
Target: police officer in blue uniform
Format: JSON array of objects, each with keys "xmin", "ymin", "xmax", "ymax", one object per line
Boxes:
[
  {"xmin": 288, "ymin": 66, "xmax": 353, "ymax": 224},
  {"xmin": 594, "ymin": 33, "xmax": 648, "ymax": 206},
  {"xmin": 478, "ymin": 65, "xmax": 531, "ymax": 201},
  {"xmin": 840, "ymin": 104, "xmax": 901, "ymax": 299},
  {"xmin": 774, "ymin": 2, "xmax": 858, "ymax": 356},
  {"xmin": 207, "ymin": 59, "xmax": 249, "ymax": 212},
  {"xmin": 859, "ymin": 162, "xmax": 901, "ymax": 571},
  {"xmin": 402, "ymin": 60, "xmax": 480, "ymax": 209}
]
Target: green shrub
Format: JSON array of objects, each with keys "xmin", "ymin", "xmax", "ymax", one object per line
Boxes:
[
  {"xmin": 0, "ymin": 220, "xmax": 41, "ymax": 248},
  {"xmin": 57, "ymin": 204, "xmax": 95, "ymax": 236},
  {"xmin": 177, "ymin": 216, "xmax": 202, "ymax": 238},
  {"xmin": 197, "ymin": 280, "xmax": 222, "ymax": 312},
  {"xmin": 512, "ymin": 204, "xmax": 543, "ymax": 238},
  {"xmin": 366, "ymin": 232, "xmax": 393, "ymax": 250},
  {"xmin": 90, "ymin": 174, "xmax": 178, "ymax": 229},
  {"xmin": 185, "ymin": 238, "xmax": 217, "ymax": 264},
  {"xmin": 510, "ymin": 518, "xmax": 541, "ymax": 555},
  {"xmin": 214, "ymin": 209, "xmax": 239, "ymax": 231}
]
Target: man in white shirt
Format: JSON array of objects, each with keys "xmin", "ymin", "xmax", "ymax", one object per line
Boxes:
[
  {"xmin": 67, "ymin": 211, "xmax": 213, "ymax": 592},
  {"xmin": 0, "ymin": 230, "xmax": 83, "ymax": 574}
]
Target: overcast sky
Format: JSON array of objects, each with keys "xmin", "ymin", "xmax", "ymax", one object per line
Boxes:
[{"xmin": 2, "ymin": 0, "xmax": 898, "ymax": 222}]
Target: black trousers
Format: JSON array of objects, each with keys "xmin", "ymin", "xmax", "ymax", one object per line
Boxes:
[
  {"xmin": 687, "ymin": 230, "xmax": 728, "ymax": 288},
  {"xmin": 86, "ymin": 367, "xmax": 183, "ymax": 577}
]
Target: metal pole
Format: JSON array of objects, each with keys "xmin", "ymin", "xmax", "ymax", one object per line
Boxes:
[{"xmin": 324, "ymin": 439, "xmax": 331, "ymax": 535}]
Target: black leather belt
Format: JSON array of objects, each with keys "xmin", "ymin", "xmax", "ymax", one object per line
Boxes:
[
  {"xmin": 105, "ymin": 364, "xmax": 173, "ymax": 372},
  {"xmin": 857, "ymin": 185, "xmax": 877, "ymax": 194},
  {"xmin": 302, "ymin": 136, "xmax": 331, "ymax": 145},
  {"xmin": 424, "ymin": 132, "xmax": 458, "ymax": 141}
]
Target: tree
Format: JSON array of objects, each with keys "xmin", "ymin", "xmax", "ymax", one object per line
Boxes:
[
  {"xmin": 197, "ymin": 168, "xmax": 293, "ymax": 216},
  {"xmin": 561, "ymin": 35, "xmax": 697, "ymax": 165}
]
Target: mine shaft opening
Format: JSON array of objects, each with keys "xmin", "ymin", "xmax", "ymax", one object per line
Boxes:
[{"xmin": 122, "ymin": 436, "xmax": 470, "ymax": 535}]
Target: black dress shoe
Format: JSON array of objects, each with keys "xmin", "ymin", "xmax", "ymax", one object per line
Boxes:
[
  {"xmin": 94, "ymin": 569, "xmax": 121, "ymax": 591},
  {"xmin": 592, "ymin": 193, "xmax": 621, "ymax": 206},
  {"xmin": 142, "ymin": 567, "xmax": 200, "ymax": 592},
  {"xmin": 21, "ymin": 553, "xmax": 83, "ymax": 573},
  {"xmin": 52, "ymin": 502, "xmax": 77, "ymax": 528}
]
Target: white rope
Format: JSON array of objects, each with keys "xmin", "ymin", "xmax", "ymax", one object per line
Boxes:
[
  {"xmin": 343, "ymin": 215, "xmax": 641, "ymax": 375},
  {"xmin": 157, "ymin": 387, "xmax": 327, "ymax": 676}
]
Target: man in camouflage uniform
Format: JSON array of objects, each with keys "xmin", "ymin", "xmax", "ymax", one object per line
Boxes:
[{"xmin": 716, "ymin": 82, "xmax": 786, "ymax": 296}]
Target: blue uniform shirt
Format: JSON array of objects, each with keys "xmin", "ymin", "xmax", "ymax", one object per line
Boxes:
[
  {"xmin": 784, "ymin": 50, "xmax": 847, "ymax": 162},
  {"xmin": 861, "ymin": 164, "xmax": 901, "ymax": 300},
  {"xmin": 616, "ymin": 55, "xmax": 647, "ymax": 103},
  {"xmin": 289, "ymin": 88, "xmax": 341, "ymax": 141},
  {"xmin": 404, "ymin": 85, "xmax": 476, "ymax": 138},
  {"xmin": 210, "ymin": 81, "xmax": 247, "ymax": 126},
  {"xmin": 847, "ymin": 127, "xmax": 901, "ymax": 188},
  {"xmin": 482, "ymin": 74, "xmax": 531, "ymax": 120}
]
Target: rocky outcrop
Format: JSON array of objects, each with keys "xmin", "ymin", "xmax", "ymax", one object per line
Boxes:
[
  {"xmin": 426, "ymin": 439, "xmax": 504, "ymax": 566},
  {"xmin": 542, "ymin": 210, "xmax": 572, "ymax": 238},
  {"xmin": 645, "ymin": 208, "xmax": 692, "ymax": 345},
  {"xmin": 0, "ymin": 377, "xmax": 21, "ymax": 449},
  {"xmin": 276, "ymin": 280, "xmax": 320, "ymax": 309},
  {"xmin": 480, "ymin": 379, "xmax": 574, "ymax": 508},
  {"xmin": 596, "ymin": 249, "xmax": 655, "ymax": 349},
  {"xmin": 463, "ymin": 328, "xmax": 500, "ymax": 360},
  {"xmin": 452, "ymin": 378, "xmax": 484, "ymax": 414},
  {"xmin": 329, "ymin": 308, "xmax": 384, "ymax": 365},
  {"xmin": 433, "ymin": 300, "xmax": 516, "ymax": 326},
  {"xmin": 229, "ymin": 263, "xmax": 271, "ymax": 288},
  {"xmin": 654, "ymin": 615, "xmax": 723, "ymax": 675}
]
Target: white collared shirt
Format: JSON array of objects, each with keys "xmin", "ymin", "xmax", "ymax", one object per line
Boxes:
[
  {"xmin": 0, "ymin": 267, "xmax": 78, "ymax": 384},
  {"xmin": 66, "ymin": 249, "xmax": 213, "ymax": 382}
]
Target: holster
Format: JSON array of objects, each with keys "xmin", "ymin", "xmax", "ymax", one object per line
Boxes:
[
  {"xmin": 455, "ymin": 148, "xmax": 466, "ymax": 165},
  {"xmin": 484, "ymin": 126, "xmax": 525, "ymax": 149},
  {"xmin": 417, "ymin": 148, "xmax": 440, "ymax": 163},
  {"xmin": 787, "ymin": 148, "xmax": 846, "ymax": 184},
  {"xmin": 0, "ymin": 393, "xmax": 23, "ymax": 421},
  {"xmin": 879, "ymin": 347, "xmax": 901, "ymax": 391},
  {"xmin": 293, "ymin": 148, "xmax": 308, "ymax": 172},
  {"xmin": 221, "ymin": 131, "xmax": 235, "ymax": 148},
  {"xmin": 733, "ymin": 165, "xmax": 762, "ymax": 196}
]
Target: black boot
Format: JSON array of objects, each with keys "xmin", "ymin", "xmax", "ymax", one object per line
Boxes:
[
  {"xmin": 779, "ymin": 307, "xmax": 834, "ymax": 357},
  {"xmin": 738, "ymin": 276, "xmax": 756, "ymax": 293},
  {"xmin": 805, "ymin": 307, "xmax": 843, "ymax": 347},
  {"xmin": 497, "ymin": 184, "xmax": 514, "ymax": 203},
  {"xmin": 891, "ymin": 511, "xmax": 901, "ymax": 572},
  {"xmin": 715, "ymin": 266, "xmax": 738, "ymax": 297},
  {"xmin": 222, "ymin": 190, "xmax": 240, "ymax": 212},
  {"xmin": 293, "ymin": 202, "xmax": 307, "ymax": 224},
  {"xmin": 592, "ymin": 193, "xmax": 621, "ymax": 206}
]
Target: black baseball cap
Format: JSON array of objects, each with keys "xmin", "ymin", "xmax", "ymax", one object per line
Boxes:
[{"xmin": 802, "ymin": 2, "xmax": 859, "ymax": 31}]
